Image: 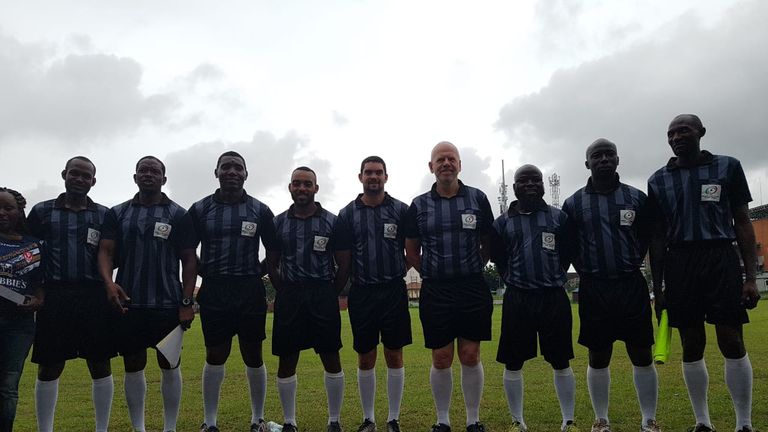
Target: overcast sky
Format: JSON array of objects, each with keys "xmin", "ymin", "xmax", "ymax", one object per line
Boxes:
[{"xmin": 2, "ymin": 0, "xmax": 766, "ymax": 215}]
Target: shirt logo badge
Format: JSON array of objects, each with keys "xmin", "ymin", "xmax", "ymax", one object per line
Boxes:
[
  {"xmin": 620, "ymin": 209, "xmax": 636, "ymax": 226},
  {"xmin": 383, "ymin": 223, "xmax": 398, "ymax": 239},
  {"xmin": 154, "ymin": 222, "xmax": 172, "ymax": 239},
  {"xmin": 701, "ymin": 184, "xmax": 721, "ymax": 202},
  {"xmin": 542, "ymin": 232, "xmax": 556, "ymax": 250},
  {"xmin": 462, "ymin": 213, "xmax": 477, "ymax": 229},
  {"xmin": 314, "ymin": 235, "xmax": 329, "ymax": 252},
  {"xmin": 87, "ymin": 228, "xmax": 101, "ymax": 246},
  {"xmin": 241, "ymin": 221, "xmax": 257, "ymax": 237}
]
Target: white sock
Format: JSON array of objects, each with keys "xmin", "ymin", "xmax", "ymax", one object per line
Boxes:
[
  {"xmin": 554, "ymin": 367, "xmax": 576, "ymax": 427},
  {"xmin": 587, "ymin": 366, "xmax": 610, "ymax": 422},
  {"xmin": 277, "ymin": 375, "xmax": 298, "ymax": 426},
  {"xmin": 430, "ymin": 366, "xmax": 452, "ymax": 425},
  {"xmin": 724, "ymin": 354, "xmax": 753, "ymax": 430},
  {"xmin": 461, "ymin": 362, "xmax": 484, "ymax": 426},
  {"xmin": 387, "ymin": 367, "xmax": 405, "ymax": 422},
  {"xmin": 247, "ymin": 365, "xmax": 268, "ymax": 423},
  {"xmin": 92, "ymin": 376, "xmax": 114, "ymax": 432},
  {"xmin": 358, "ymin": 368, "xmax": 376, "ymax": 421},
  {"xmin": 682, "ymin": 359, "xmax": 711, "ymax": 427},
  {"xmin": 503, "ymin": 369, "xmax": 525, "ymax": 426},
  {"xmin": 35, "ymin": 378, "xmax": 59, "ymax": 432},
  {"xmin": 633, "ymin": 365, "xmax": 658, "ymax": 425},
  {"xmin": 161, "ymin": 368, "xmax": 182, "ymax": 432},
  {"xmin": 124, "ymin": 370, "xmax": 147, "ymax": 432},
  {"xmin": 325, "ymin": 371, "xmax": 345, "ymax": 423},
  {"xmin": 202, "ymin": 363, "xmax": 225, "ymax": 426}
]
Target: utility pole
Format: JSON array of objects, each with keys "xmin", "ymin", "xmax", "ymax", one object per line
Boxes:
[
  {"xmin": 549, "ymin": 172, "xmax": 561, "ymax": 208},
  {"xmin": 498, "ymin": 160, "xmax": 508, "ymax": 215}
]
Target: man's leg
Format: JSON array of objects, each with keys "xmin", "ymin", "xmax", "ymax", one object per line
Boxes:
[
  {"xmin": 123, "ymin": 351, "xmax": 149, "ymax": 432},
  {"xmin": 203, "ymin": 340, "xmax": 232, "ymax": 429},
  {"xmin": 35, "ymin": 363, "xmax": 64, "ymax": 432},
  {"xmin": 158, "ymin": 351, "xmax": 182, "ymax": 432},
  {"xmin": 503, "ymin": 361, "xmax": 525, "ymax": 428},
  {"xmin": 626, "ymin": 344, "xmax": 657, "ymax": 428},
  {"xmin": 458, "ymin": 338, "xmax": 483, "ymax": 428},
  {"xmin": 716, "ymin": 323, "xmax": 752, "ymax": 431},
  {"xmin": 384, "ymin": 348, "xmax": 405, "ymax": 424},
  {"xmin": 587, "ymin": 347, "xmax": 612, "ymax": 426},
  {"xmin": 320, "ymin": 351, "xmax": 345, "ymax": 426},
  {"xmin": 358, "ymin": 349, "xmax": 377, "ymax": 423},
  {"xmin": 680, "ymin": 324, "xmax": 712, "ymax": 428},
  {"xmin": 431, "ymin": 342, "xmax": 454, "ymax": 426},
  {"xmin": 87, "ymin": 360, "xmax": 114, "ymax": 432},
  {"xmin": 277, "ymin": 353, "xmax": 301, "ymax": 427},
  {"xmin": 552, "ymin": 359, "xmax": 576, "ymax": 430},
  {"xmin": 241, "ymin": 339, "xmax": 267, "ymax": 426}
]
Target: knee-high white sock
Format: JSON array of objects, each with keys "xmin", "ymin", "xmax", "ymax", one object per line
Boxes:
[
  {"xmin": 92, "ymin": 376, "xmax": 114, "ymax": 432},
  {"xmin": 725, "ymin": 355, "xmax": 753, "ymax": 430},
  {"xmin": 503, "ymin": 369, "xmax": 525, "ymax": 426},
  {"xmin": 277, "ymin": 375, "xmax": 298, "ymax": 426},
  {"xmin": 124, "ymin": 370, "xmax": 147, "ymax": 432},
  {"xmin": 202, "ymin": 363, "xmax": 225, "ymax": 426},
  {"xmin": 587, "ymin": 366, "xmax": 610, "ymax": 422},
  {"xmin": 430, "ymin": 366, "xmax": 452, "ymax": 425},
  {"xmin": 161, "ymin": 368, "xmax": 182, "ymax": 432},
  {"xmin": 358, "ymin": 368, "xmax": 376, "ymax": 421},
  {"xmin": 682, "ymin": 359, "xmax": 711, "ymax": 427},
  {"xmin": 633, "ymin": 365, "xmax": 658, "ymax": 425},
  {"xmin": 387, "ymin": 367, "xmax": 405, "ymax": 422},
  {"xmin": 554, "ymin": 367, "xmax": 576, "ymax": 428},
  {"xmin": 461, "ymin": 363, "xmax": 484, "ymax": 426},
  {"xmin": 247, "ymin": 365, "xmax": 268, "ymax": 423},
  {"xmin": 35, "ymin": 378, "xmax": 59, "ymax": 432},
  {"xmin": 325, "ymin": 371, "xmax": 345, "ymax": 423}
]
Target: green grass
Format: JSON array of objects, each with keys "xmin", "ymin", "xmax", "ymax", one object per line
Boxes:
[{"xmin": 12, "ymin": 303, "xmax": 768, "ymax": 432}]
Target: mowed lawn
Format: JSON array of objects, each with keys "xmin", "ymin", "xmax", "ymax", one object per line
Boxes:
[{"xmin": 12, "ymin": 303, "xmax": 767, "ymax": 432}]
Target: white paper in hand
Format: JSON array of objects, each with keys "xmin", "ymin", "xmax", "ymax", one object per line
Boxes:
[
  {"xmin": 156, "ymin": 325, "xmax": 184, "ymax": 368},
  {"xmin": 0, "ymin": 284, "xmax": 27, "ymax": 305}
]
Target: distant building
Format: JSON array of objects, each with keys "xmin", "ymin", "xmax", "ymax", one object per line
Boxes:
[
  {"xmin": 749, "ymin": 203, "xmax": 768, "ymax": 273},
  {"xmin": 405, "ymin": 267, "xmax": 422, "ymax": 300}
]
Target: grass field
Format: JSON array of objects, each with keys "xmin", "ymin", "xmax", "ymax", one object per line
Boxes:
[{"xmin": 12, "ymin": 303, "xmax": 767, "ymax": 432}]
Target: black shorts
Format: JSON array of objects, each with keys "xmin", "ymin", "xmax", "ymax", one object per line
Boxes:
[
  {"xmin": 115, "ymin": 308, "xmax": 179, "ymax": 356},
  {"xmin": 271, "ymin": 280, "xmax": 342, "ymax": 356},
  {"xmin": 664, "ymin": 243, "xmax": 749, "ymax": 328},
  {"xmin": 197, "ymin": 276, "xmax": 267, "ymax": 347},
  {"xmin": 577, "ymin": 271, "xmax": 654, "ymax": 351},
  {"xmin": 348, "ymin": 279, "xmax": 412, "ymax": 353},
  {"xmin": 419, "ymin": 274, "xmax": 493, "ymax": 349},
  {"xmin": 497, "ymin": 287, "xmax": 573, "ymax": 366},
  {"xmin": 32, "ymin": 283, "xmax": 117, "ymax": 365}
]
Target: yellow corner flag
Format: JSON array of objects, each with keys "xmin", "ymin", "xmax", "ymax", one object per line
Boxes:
[{"xmin": 653, "ymin": 309, "xmax": 672, "ymax": 364}]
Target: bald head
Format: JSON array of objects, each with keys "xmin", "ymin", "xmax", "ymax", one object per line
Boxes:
[
  {"xmin": 669, "ymin": 114, "xmax": 704, "ymax": 133},
  {"xmin": 429, "ymin": 141, "xmax": 462, "ymax": 185},
  {"xmin": 586, "ymin": 138, "xmax": 617, "ymax": 159},
  {"xmin": 431, "ymin": 141, "xmax": 460, "ymax": 160},
  {"xmin": 514, "ymin": 164, "xmax": 542, "ymax": 181}
]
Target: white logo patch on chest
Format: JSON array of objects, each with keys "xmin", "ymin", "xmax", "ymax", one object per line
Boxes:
[
  {"xmin": 241, "ymin": 221, "xmax": 257, "ymax": 237},
  {"xmin": 313, "ymin": 235, "xmax": 329, "ymax": 251},
  {"xmin": 620, "ymin": 209, "xmax": 636, "ymax": 226},
  {"xmin": 462, "ymin": 213, "xmax": 477, "ymax": 229},
  {"xmin": 154, "ymin": 222, "xmax": 172, "ymax": 239},
  {"xmin": 701, "ymin": 184, "xmax": 721, "ymax": 202},
  {"xmin": 87, "ymin": 228, "xmax": 101, "ymax": 246},
  {"xmin": 383, "ymin": 223, "xmax": 397, "ymax": 239},
  {"xmin": 542, "ymin": 232, "xmax": 556, "ymax": 250}
]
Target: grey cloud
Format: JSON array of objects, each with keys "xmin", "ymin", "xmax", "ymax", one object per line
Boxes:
[
  {"xmin": 18, "ymin": 182, "xmax": 61, "ymax": 210},
  {"xmin": 496, "ymin": 0, "xmax": 768, "ymax": 201},
  {"xmin": 332, "ymin": 110, "xmax": 349, "ymax": 127},
  {"xmin": 187, "ymin": 63, "xmax": 224, "ymax": 84}
]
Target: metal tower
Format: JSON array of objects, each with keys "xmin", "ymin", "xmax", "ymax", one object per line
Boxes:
[
  {"xmin": 498, "ymin": 160, "xmax": 508, "ymax": 214},
  {"xmin": 549, "ymin": 172, "xmax": 561, "ymax": 208}
]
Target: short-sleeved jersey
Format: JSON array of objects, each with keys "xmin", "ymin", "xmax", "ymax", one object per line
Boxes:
[
  {"xmin": 0, "ymin": 235, "xmax": 43, "ymax": 315},
  {"xmin": 101, "ymin": 194, "xmax": 195, "ymax": 309},
  {"xmin": 335, "ymin": 193, "xmax": 408, "ymax": 285},
  {"xmin": 647, "ymin": 151, "xmax": 752, "ymax": 244},
  {"xmin": 562, "ymin": 176, "xmax": 649, "ymax": 278},
  {"xmin": 404, "ymin": 181, "xmax": 494, "ymax": 280},
  {"xmin": 27, "ymin": 194, "xmax": 108, "ymax": 284},
  {"xmin": 188, "ymin": 190, "xmax": 278, "ymax": 277},
  {"xmin": 274, "ymin": 203, "xmax": 337, "ymax": 283},
  {"xmin": 491, "ymin": 201, "xmax": 570, "ymax": 290}
]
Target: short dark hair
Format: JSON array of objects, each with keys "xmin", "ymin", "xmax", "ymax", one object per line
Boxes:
[
  {"xmin": 0, "ymin": 187, "xmax": 28, "ymax": 233},
  {"xmin": 64, "ymin": 156, "xmax": 96, "ymax": 174},
  {"xmin": 671, "ymin": 114, "xmax": 704, "ymax": 132},
  {"xmin": 360, "ymin": 156, "xmax": 387, "ymax": 174},
  {"xmin": 292, "ymin": 166, "xmax": 317, "ymax": 180},
  {"xmin": 135, "ymin": 156, "xmax": 166, "ymax": 174},
  {"xmin": 216, "ymin": 151, "xmax": 247, "ymax": 170}
]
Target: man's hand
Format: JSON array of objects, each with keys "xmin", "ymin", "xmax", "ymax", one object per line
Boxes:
[
  {"xmin": 653, "ymin": 284, "xmax": 666, "ymax": 322},
  {"xmin": 179, "ymin": 305, "xmax": 194, "ymax": 330},
  {"xmin": 18, "ymin": 294, "xmax": 44, "ymax": 312},
  {"xmin": 741, "ymin": 279, "xmax": 760, "ymax": 310},
  {"xmin": 106, "ymin": 282, "xmax": 130, "ymax": 314}
]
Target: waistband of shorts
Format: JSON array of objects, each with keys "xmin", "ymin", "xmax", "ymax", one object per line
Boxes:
[
  {"xmin": 44, "ymin": 280, "xmax": 104, "ymax": 290},
  {"xmin": 202, "ymin": 274, "xmax": 263, "ymax": 284},
  {"xmin": 282, "ymin": 279, "xmax": 333, "ymax": 289},
  {"xmin": 352, "ymin": 279, "xmax": 405, "ymax": 290},
  {"xmin": 578, "ymin": 269, "xmax": 643, "ymax": 282},
  {"xmin": 667, "ymin": 239, "xmax": 733, "ymax": 250},
  {"xmin": 422, "ymin": 272, "xmax": 483, "ymax": 283}
]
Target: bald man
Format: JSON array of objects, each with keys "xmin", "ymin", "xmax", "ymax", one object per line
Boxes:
[
  {"xmin": 562, "ymin": 140, "xmax": 659, "ymax": 432},
  {"xmin": 405, "ymin": 142, "xmax": 494, "ymax": 432},
  {"xmin": 490, "ymin": 164, "xmax": 577, "ymax": 432},
  {"xmin": 648, "ymin": 114, "xmax": 758, "ymax": 432}
]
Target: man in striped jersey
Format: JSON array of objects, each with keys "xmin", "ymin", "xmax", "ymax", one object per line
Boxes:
[
  {"xmin": 28, "ymin": 156, "xmax": 116, "ymax": 432},
  {"xmin": 562, "ymin": 140, "xmax": 659, "ymax": 432},
  {"xmin": 269, "ymin": 166, "xmax": 348, "ymax": 432},
  {"xmin": 490, "ymin": 164, "xmax": 578, "ymax": 432},
  {"xmin": 189, "ymin": 151, "xmax": 279, "ymax": 432},
  {"xmin": 405, "ymin": 142, "xmax": 494, "ymax": 432},
  {"xmin": 97, "ymin": 156, "xmax": 198, "ymax": 432},
  {"xmin": 335, "ymin": 156, "xmax": 412, "ymax": 432},
  {"xmin": 648, "ymin": 114, "xmax": 758, "ymax": 432}
]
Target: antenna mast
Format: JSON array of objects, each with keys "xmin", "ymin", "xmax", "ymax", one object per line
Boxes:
[
  {"xmin": 498, "ymin": 160, "xmax": 508, "ymax": 214},
  {"xmin": 549, "ymin": 173, "xmax": 561, "ymax": 208}
]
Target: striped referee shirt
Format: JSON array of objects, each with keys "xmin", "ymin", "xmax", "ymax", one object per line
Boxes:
[
  {"xmin": 491, "ymin": 200, "xmax": 570, "ymax": 290},
  {"xmin": 562, "ymin": 176, "xmax": 649, "ymax": 278},
  {"xmin": 404, "ymin": 181, "xmax": 494, "ymax": 280},
  {"xmin": 647, "ymin": 151, "xmax": 752, "ymax": 244},
  {"xmin": 188, "ymin": 190, "xmax": 278, "ymax": 277},
  {"xmin": 274, "ymin": 203, "xmax": 337, "ymax": 283},
  {"xmin": 102, "ymin": 194, "xmax": 195, "ymax": 309},
  {"xmin": 27, "ymin": 194, "xmax": 108, "ymax": 284},
  {"xmin": 335, "ymin": 193, "xmax": 408, "ymax": 285}
]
